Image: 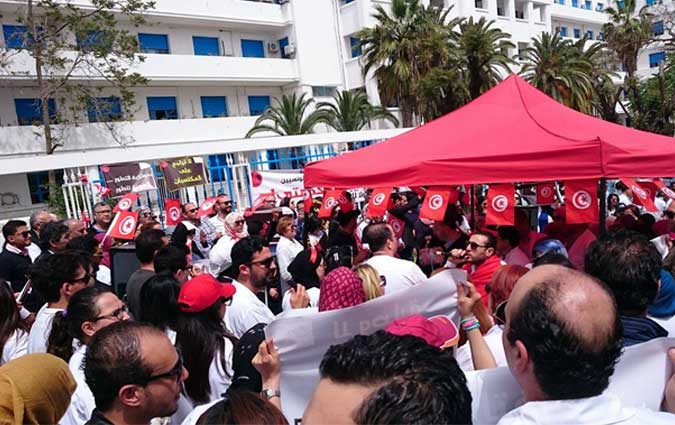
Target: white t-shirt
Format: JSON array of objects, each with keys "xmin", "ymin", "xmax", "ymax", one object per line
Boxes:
[
  {"xmin": 276, "ymin": 236, "xmax": 303, "ymax": 286},
  {"xmin": 224, "ymin": 281, "xmax": 275, "ymax": 338},
  {"xmin": 455, "ymin": 325, "xmax": 507, "ymax": 372},
  {"xmin": 365, "ymin": 255, "xmax": 427, "ymax": 295},
  {"xmin": 282, "ymin": 287, "xmax": 320, "ymax": 312},
  {"xmin": 209, "ymin": 215, "xmax": 226, "ymax": 236},
  {"xmin": 27, "ymin": 304, "xmax": 63, "ymax": 354},
  {"xmin": 180, "ymin": 398, "xmax": 222, "ymax": 425},
  {"xmin": 209, "ymin": 235, "xmax": 236, "ymax": 277},
  {"xmin": 61, "ymin": 344, "xmax": 95, "ymax": 425},
  {"xmin": 1, "ymin": 328, "xmax": 28, "ymax": 366}
]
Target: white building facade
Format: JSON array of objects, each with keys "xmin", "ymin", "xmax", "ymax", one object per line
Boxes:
[{"xmin": 0, "ymin": 0, "xmax": 666, "ymax": 219}]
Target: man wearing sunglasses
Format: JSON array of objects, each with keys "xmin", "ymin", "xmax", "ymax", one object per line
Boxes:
[
  {"xmin": 0, "ymin": 220, "xmax": 35, "ymax": 308},
  {"xmin": 209, "ymin": 194, "xmax": 233, "ymax": 236},
  {"xmin": 172, "ymin": 202, "xmax": 211, "ymax": 260},
  {"xmin": 447, "ymin": 232, "xmax": 503, "ymax": 305},
  {"xmin": 84, "ymin": 321, "xmax": 188, "ymax": 425}
]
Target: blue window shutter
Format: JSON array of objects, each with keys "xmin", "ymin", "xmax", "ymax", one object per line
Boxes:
[
  {"xmin": 77, "ymin": 31, "xmax": 105, "ymax": 50},
  {"xmin": 573, "ymin": 28, "xmax": 581, "ymax": 38},
  {"xmin": 138, "ymin": 33, "xmax": 170, "ymax": 54},
  {"xmin": 587, "ymin": 30, "xmax": 593, "ymax": 39},
  {"xmin": 248, "ymin": 96, "xmax": 271, "ymax": 115},
  {"xmin": 193, "ymin": 36, "xmax": 220, "ymax": 56},
  {"xmin": 87, "ymin": 97, "xmax": 122, "ymax": 122},
  {"xmin": 585, "ymin": 0, "xmax": 591, "ymax": 9},
  {"xmin": 571, "ymin": 0, "xmax": 578, "ymax": 7},
  {"xmin": 279, "ymin": 37, "xmax": 289, "ymax": 58},
  {"xmin": 649, "ymin": 52, "xmax": 666, "ymax": 68},
  {"xmin": 241, "ymin": 39, "xmax": 265, "ymax": 58},
  {"xmin": 653, "ymin": 21, "xmax": 664, "ymax": 36},
  {"xmin": 350, "ymin": 37, "xmax": 362, "ymax": 57},
  {"xmin": 559, "ymin": 27, "xmax": 568, "ymax": 37},
  {"xmin": 3, "ymin": 25, "xmax": 29, "ymax": 49},
  {"xmin": 15, "ymin": 98, "xmax": 56, "ymax": 125},
  {"xmin": 147, "ymin": 96, "xmax": 178, "ymax": 120},
  {"xmin": 201, "ymin": 96, "xmax": 228, "ymax": 118}
]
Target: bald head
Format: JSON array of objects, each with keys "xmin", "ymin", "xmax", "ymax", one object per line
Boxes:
[{"xmin": 504, "ymin": 265, "xmax": 622, "ymax": 401}]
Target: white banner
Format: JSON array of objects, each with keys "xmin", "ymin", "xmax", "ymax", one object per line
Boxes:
[
  {"xmin": 265, "ymin": 276, "xmax": 462, "ymax": 424},
  {"xmin": 250, "ymin": 169, "xmax": 320, "ymax": 203}
]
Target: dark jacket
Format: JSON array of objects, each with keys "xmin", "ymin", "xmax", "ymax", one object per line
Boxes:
[
  {"xmin": 0, "ymin": 246, "xmax": 41, "ymax": 311},
  {"xmin": 84, "ymin": 409, "xmax": 115, "ymax": 425},
  {"xmin": 621, "ymin": 315, "xmax": 668, "ymax": 347}
]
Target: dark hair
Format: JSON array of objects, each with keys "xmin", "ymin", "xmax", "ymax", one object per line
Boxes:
[
  {"xmin": 607, "ymin": 193, "xmax": 619, "ymax": 207},
  {"xmin": 363, "ymin": 223, "xmax": 394, "ymax": 253},
  {"xmin": 66, "ymin": 235, "xmax": 100, "ymax": 254},
  {"xmin": 153, "ymin": 245, "xmax": 188, "ymax": 275},
  {"xmin": 84, "ymin": 321, "xmax": 163, "ymax": 411},
  {"xmin": 136, "ymin": 229, "xmax": 167, "ymax": 264},
  {"xmin": 47, "ymin": 287, "xmax": 107, "ymax": 362},
  {"xmin": 0, "ymin": 280, "xmax": 28, "ymax": 359},
  {"xmin": 196, "ymin": 390, "xmax": 288, "ymax": 425},
  {"xmin": 615, "ymin": 182, "xmax": 628, "ymax": 192},
  {"xmin": 175, "ymin": 301, "xmax": 236, "ymax": 404},
  {"xmin": 474, "ymin": 231, "xmax": 497, "ymax": 249},
  {"xmin": 497, "ymin": 226, "xmax": 520, "ymax": 248},
  {"xmin": 139, "ymin": 273, "xmax": 181, "ymax": 331},
  {"xmin": 287, "ymin": 249, "xmax": 322, "ymax": 289},
  {"xmin": 319, "ymin": 331, "xmax": 472, "ymax": 424},
  {"xmin": 29, "ymin": 251, "xmax": 92, "ymax": 303},
  {"xmin": 39, "ymin": 221, "xmax": 69, "ymax": 251},
  {"xmin": 2, "ymin": 220, "xmax": 27, "ymax": 239},
  {"xmin": 302, "ymin": 215, "xmax": 324, "ymax": 246},
  {"xmin": 506, "ymin": 277, "xmax": 623, "ymax": 399},
  {"xmin": 584, "ymin": 230, "xmax": 661, "ymax": 314},
  {"xmin": 230, "ymin": 236, "xmax": 266, "ymax": 279},
  {"xmin": 533, "ymin": 252, "xmax": 575, "ymax": 269}
]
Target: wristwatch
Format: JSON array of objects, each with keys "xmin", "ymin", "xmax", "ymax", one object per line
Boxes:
[{"xmin": 261, "ymin": 388, "xmax": 281, "ymax": 399}]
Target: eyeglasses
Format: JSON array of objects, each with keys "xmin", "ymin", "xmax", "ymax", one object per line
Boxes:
[
  {"xmin": 217, "ymin": 200, "xmax": 232, "ymax": 205},
  {"xmin": 93, "ymin": 305, "xmax": 128, "ymax": 322},
  {"xmin": 379, "ymin": 275, "xmax": 387, "ymax": 287},
  {"xmin": 142, "ymin": 212, "xmax": 152, "ymax": 217},
  {"xmin": 187, "ymin": 208, "xmax": 198, "ymax": 213},
  {"xmin": 95, "ymin": 209, "xmax": 112, "ymax": 215},
  {"xmin": 234, "ymin": 220, "xmax": 245, "ymax": 226},
  {"xmin": 71, "ymin": 272, "xmax": 92, "ymax": 285},
  {"xmin": 223, "ymin": 297, "xmax": 233, "ymax": 306},
  {"xmin": 15, "ymin": 231, "xmax": 31, "ymax": 238},
  {"xmin": 467, "ymin": 241, "xmax": 488, "ymax": 250},
  {"xmin": 250, "ymin": 256, "xmax": 275, "ymax": 268},
  {"xmin": 145, "ymin": 353, "xmax": 184, "ymax": 384}
]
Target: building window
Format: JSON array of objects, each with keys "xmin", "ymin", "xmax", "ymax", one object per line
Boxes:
[
  {"xmin": 241, "ymin": 39, "xmax": 265, "ymax": 58},
  {"xmin": 87, "ymin": 97, "xmax": 122, "ymax": 123},
  {"xmin": 248, "ymin": 96, "xmax": 271, "ymax": 116},
  {"xmin": 15, "ymin": 98, "xmax": 56, "ymax": 126},
  {"xmin": 618, "ymin": 0, "xmax": 624, "ymax": 10},
  {"xmin": 349, "ymin": 36, "xmax": 362, "ymax": 57},
  {"xmin": 201, "ymin": 96, "xmax": 228, "ymax": 118},
  {"xmin": 598, "ymin": 32, "xmax": 604, "ymax": 40},
  {"xmin": 646, "ymin": 0, "xmax": 655, "ymax": 5},
  {"xmin": 193, "ymin": 36, "xmax": 220, "ymax": 56},
  {"xmin": 571, "ymin": 0, "xmax": 578, "ymax": 7},
  {"xmin": 3, "ymin": 24, "xmax": 29, "ymax": 49},
  {"xmin": 584, "ymin": 0, "xmax": 591, "ymax": 9},
  {"xmin": 147, "ymin": 96, "xmax": 178, "ymax": 120},
  {"xmin": 497, "ymin": 0, "xmax": 507, "ymax": 16},
  {"xmin": 279, "ymin": 37, "xmax": 290, "ymax": 58},
  {"xmin": 475, "ymin": 0, "xmax": 485, "ymax": 9},
  {"xmin": 312, "ymin": 86, "xmax": 336, "ymax": 97},
  {"xmin": 559, "ymin": 27, "xmax": 568, "ymax": 37},
  {"xmin": 573, "ymin": 28, "xmax": 581, "ymax": 38},
  {"xmin": 587, "ymin": 30, "xmax": 594, "ymax": 39},
  {"xmin": 138, "ymin": 33, "xmax": 170, "ymax": 54},
  {"xmin": 649, "ymin": 51, "xmax": 666, "ymax": 68},
  {"xmin": 653, "ymin": 21, "xmax": 665, "ymax": 36},
  {"xmin": 596, "ymin": 2, "xmax": 604, "ymax": 11},
  {"xmin": 556, "ymin": 0, "xmax": 565, "ymax": 4},
  {"xmin": 27, "ymin": 171, "xmax": 63, "ymax": 204},
  {"xmin": 77, "ymin": 31, "xmax": 107, "ymax": 50}
]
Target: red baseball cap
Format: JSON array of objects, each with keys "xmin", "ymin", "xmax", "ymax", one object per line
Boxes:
[
  {"xmin": 178, "ymin": 274, "xmax": 236, "ymax": 313},
  {"xmin": 385, "ymin": 314, "xmax": 459, "ymax": 349}
]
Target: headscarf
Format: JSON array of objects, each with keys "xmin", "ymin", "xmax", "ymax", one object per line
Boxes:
[
  {"xmin": 224, "ymin": 212, "xmax": 248, "ymax": 241},
  {"xmin": 318, "ymin": 267, "xmax": 365, "ymax": 312},
  {"xmin": 0, "ymin": 353, "xmax": 76, "ymax": 425},
  {"xmin": 287, "ymin": 248, "xmax": 322, "ymax": 290},
  {"xmin": 648, "ymin": 270, "xmax": 675, "ymax": 318}
]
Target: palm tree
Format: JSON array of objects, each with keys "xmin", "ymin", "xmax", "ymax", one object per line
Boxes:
[
  {"xmin": 456, "ymin": 17, "xmax": 514, "ymax": 100},
  {"xmin": 245, "ymin": 93, "xmax": 326, "ymax": 137},
  {"xmin": 603, "ymin": 0, "xmax": 653, "ymax": 81},
  {"xmin": 316, "ymin": 89, "xmax": 399, "ymax": 132},
  {"xmin": 520, "ymin": 32, "xmax": 596, "ymax": 113}
]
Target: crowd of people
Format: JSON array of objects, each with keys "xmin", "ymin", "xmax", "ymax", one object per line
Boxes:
[{"xmin": 0, "ymin": 182, "xmax": 674, "ymax": 424}]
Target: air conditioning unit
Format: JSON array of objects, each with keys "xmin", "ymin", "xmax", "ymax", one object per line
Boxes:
[
  {"xmin": 267, "ymin": 42, "xmax": 279, "ymax": 53},
  {"xmin": 283, "ymin": 43, "xmax": 296, "ymax": 58}
]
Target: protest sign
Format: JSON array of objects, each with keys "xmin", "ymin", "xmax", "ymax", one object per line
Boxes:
[
  {"xmin": 250, "ymin": 170, "xmax": 306, "ymax": 202},
  {"xmin": 101, "ymin": 162, "xmax": 157, "ymax": 198},
  {"xmin": 265, "ymin": 276, "xmax": 462, "ymax": 424},
  {"xmin": 162, "ymin": 157, "xmax": 207, "ymax": 192}
]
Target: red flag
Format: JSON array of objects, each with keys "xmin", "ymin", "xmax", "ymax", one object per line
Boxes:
[
  {"xmin": 367, "ymin": 188, "xmax": 393, "ymax": 218},
  {"xmin": 81, "ymin": 210, "xmax": 91, "ymax": 228},
  {"xmin": 620, "ymin": 178, "xmax": 657, "ymax": 212},
  {"xmin": 486, "ymin": 184, "xmax": 515, "ymax": 225},
  {"xmin": 566, "ymin": 179, "xmax": 598, "ymax": 224},
  {"xmin": 108, "ymin": 211, "xmax": 138, "ymax": 240},
  {"xmin": 653, "ymin": 179, "xmax": 675, "ymax": 200},
  {"xmin": 198, "ymin": 197, "xmax": 218, "ymax": 217},
  {"xmin": 303, "ymin": 190, "xmax": 313, "ymax": 214},
  {"xmin": 638, "ymin": 181, "xmax": 658, "ymax": 201},
  {"xmin": 318, "ymin": 190, "xmax": 340, "ymax": 218},
  {"xmin": 388, "ymin": 215, "xmax": 405, "ymax": 239},
  {"xmin": 419, "ymin": 187, "xmax": 459, "ymax": 221},
  {"xmin": 336, "ymin": 191, "xmax": 352, "ymax": 212},
  {"xmin": 536, "ymin": 182, "xmax": 556, "ymax": 205},
  {"xmin": 113, "ymin": 193, "xmax": 139, "ymax": 213},
  {"xmin": 165, "ymin": 198, "xmax": 182, "ymax": 226}
]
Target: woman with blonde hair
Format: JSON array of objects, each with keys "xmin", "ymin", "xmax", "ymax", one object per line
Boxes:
[{"xmin": 353, "ymin": 263, "xmax": 384, "ymax": 301}]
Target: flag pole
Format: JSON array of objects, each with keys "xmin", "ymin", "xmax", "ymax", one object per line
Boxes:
[
  {"xmin": 599, "ymin": 178, "xmax": 607, "ymax": 236},
  {"xmin": 100, "ymin": 212, "xmax": 120, "ymax": 247}
]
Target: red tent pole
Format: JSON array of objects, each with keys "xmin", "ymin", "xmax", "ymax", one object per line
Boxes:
[{"xmin": 599, "ymin": 178, "xmax": 607, "ymax": 236}]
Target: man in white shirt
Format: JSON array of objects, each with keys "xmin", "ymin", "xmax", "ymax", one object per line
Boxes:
[
  {"xmin": 496, "ymin": 226, "xmax": 530, "ymax": 267},
  {"xmin": 498, "ymin": 265, "xmax": 675, "ymax": 424},
  {"xmin": 363, "ymin": 223, "xmax": 426, "ymax": 295},
  {"xmin": 225, "ymin": 236, "xmax": 277, "ymax": 338},
  {"xmin": 208, "ymin": 194, "xmax": 233, "ymax": 235}
]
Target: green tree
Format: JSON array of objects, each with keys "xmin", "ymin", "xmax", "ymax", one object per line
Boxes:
[
  {"xmin": 316, "ymin": 89, "xmax": 399, "ymax": 132},
  {"xmin": 631, "ymin": 61, "xmax": 675, "ymax": 135},
  {"xmin": 246, "ymin": 93, "xmax": 326, "ymax": 137},
  {"xmin": 417, "ymin": 66, "xmax": 468, "ymax": 121},
  {"xmin": 456, "ymin": 17, "xmax": 514, "ymax": 100}
]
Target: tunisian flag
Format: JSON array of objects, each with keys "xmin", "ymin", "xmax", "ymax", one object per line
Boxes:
[
  {"xmin": 419, "ymin": 187, "xmax": 459, "ymax": 221},
  {"xmin": 165, "ymin": 198, "xmax": 182, "ymax": 226},
  {"xmin": 367, "ymin": 188, "xmax": 393, "ymax": 218},
  {"xmin": 108, "ymin": 211, "xmax": 139, "ymax": 240},
  {"xmin": 565, "ymin": 179, "xmax": 598, "ymax": 224},
  {"xmin": 536, "ymin": 182, "xmax": 556, "ymax": 205},
  {"xmin": 198, "ymin": 197, "xmax": 218, "ymax": 218},
  {"xmin": 387, "ymin": 215, "xmax": 405, "ymax": 239},
  {"xmin": 654, "ymin": 179, "xmax": 675, "ymax": 200},
  {"xmin": 620, "ymin": 178, "xmax": 657, "ymax": 212},
  {"xmin": 318, "ymin": 190, "xmax": 340, "ymax": 218},
  {"xmin": 113, "ymin": 193, "xmax": 139, "ymax": 213},
  {"xmin": 486, "ymin": 184, "xmax": 515, "ymax": 225}
]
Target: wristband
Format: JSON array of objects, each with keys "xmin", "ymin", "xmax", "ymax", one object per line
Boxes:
[
  {"xmin": 463, "ymin": 322, "xmax": 481, "ymax": 332},
  {"xmin": 460, "ymin": 316, "xmax": 477, "ymax": 325}
]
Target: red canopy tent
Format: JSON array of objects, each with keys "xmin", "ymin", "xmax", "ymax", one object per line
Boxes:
[{"xmin": 304, "ymin": 74, "xmax": 675, "ymax": 189}]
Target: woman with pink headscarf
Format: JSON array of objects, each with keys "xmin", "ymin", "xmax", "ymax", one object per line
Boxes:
[
  {"xmin": 209, "ymin": 212, "xmax": 249, "ymax": 277},
  {"xmin": 318, "ymin": 267, "xmax": 366, "ymax": 312}
]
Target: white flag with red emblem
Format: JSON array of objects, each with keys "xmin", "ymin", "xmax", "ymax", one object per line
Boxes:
[
  {"xmin": 108, "ymin": 211, "xmax": 139, "ymax": 240},
  {"xmin": 165, "ymin": 198, "xmax": 182, "ymax": 226},
  {"xmin": 113, "ymin": 193, "xmax": 139, "ymax": 213},
  {"xmin": 620, "ymin": 178, "xmax": 658, "ymax": 212}
]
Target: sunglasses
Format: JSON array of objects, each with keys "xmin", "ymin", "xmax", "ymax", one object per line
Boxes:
[
  {"xmin": 71, "ymin": 272, "xmax": 92, "ymax": 285},
  {"xmin": 16, "ymin": 231, "xmax": 31, "ymax": 238},
  {"xmin": 250, "ymin": 256, "xmax": 275, "ymax": 268},
  {"xmin": 93, "ymin": 305, "xmax": 128, "ymax": 322},
  {"xmin": 467, "ymin": 241, "xmax": 488, "ymax": 250},
  {"xmin": 144, "ymin": 353, "xmax": 184, "ymax": 384},
  {"xmin": 379, "ymin": 275, "xmax": 387, "ymax": 287},
  {"xmin": 95, "ymin": 210, "xmax": 112, "ymax": 214},
  {"xmin": 234, "ymin": 220, "xmax": 245, "ymax": 226},
  {"xmin": 187, "ymin": 208, "xmax": 198, "ymax": 213},
  {"xmin": 223, "ymin": 297, "xmax": 233, "ymax": 306}
]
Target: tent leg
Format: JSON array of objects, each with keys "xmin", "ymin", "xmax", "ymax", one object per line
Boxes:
[
  {"xmin": 599, "ymin": 178, "xmax": 607, "ymax": 236},
  {"xmin": 470, "ymin": 185, "xmax": 475, "ymax": 230}
]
